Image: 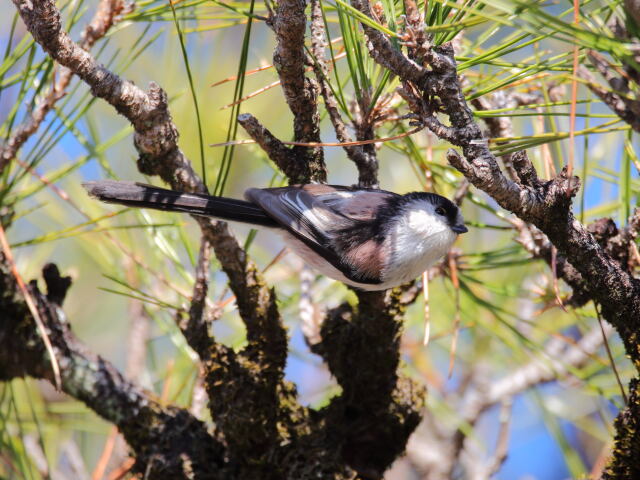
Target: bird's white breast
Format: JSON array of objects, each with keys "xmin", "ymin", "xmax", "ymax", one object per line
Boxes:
[
  {"xmin": 274, "ymin": 204, "xmax": 457, "ymax": 290},
  {"xmin": 381, "ymin": 206, "xmax": 456, "ymax": 286},
  {"xmin": 276, "ymin": 231, "xmax": 380, "ymax": 289}
]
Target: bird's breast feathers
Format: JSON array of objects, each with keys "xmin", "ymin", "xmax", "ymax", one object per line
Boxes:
[{"xmin": 381, "ymin": 207, "xmax": 456, "ymax": 285}]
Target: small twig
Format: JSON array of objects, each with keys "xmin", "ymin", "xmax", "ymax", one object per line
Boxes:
[
  {"xmin": 236, "ymin": 112, "xmax": 304, "ymax": 183},
  {"xmin": 447, "ymin": 252, "xmax": 461, "ymax": 379},
  {"xmin": 92, "ymin": 426, "xmax": 119, "ymax": 480},
  {"xmin": 213, "ymin": 125, "xmax": 423, "ymax": 148},
  {"xmin": 510, "ymin": 150, "xmax": 539, "ymax": 187},
  {"xmin": 453, "ymin": 179, "xmax": 470, "ymax": 206},
  {"xmin": 485, "ymin": 397, "xmax": 513, "ymax": 477},
  {"xmin": 211, "ymin": 37, "xmax": 345, "ymax": 88},
  {"xmin": 106, "ymin": 458, "xmax": 135, "ymax": 480},
  {"xmin": 221, "ymin": 53, "xmax": 349, "ymax": 110},
  {"xmin": 221, "ymin": 80, "xmax": 281, "ymax": 110},
  {"xmin": 566, "ymin": 0, "xmax": 580, "ymax": 180},
  {"xmin": 351, "ymin": 0, "xmax": 426, "ymax": 84},
  {"xmin": 550, "ymin": 246, "xmax": 567, "ymax": 312},
  {"xmin": 578, "ymin": 58, "xmax": 640, "ymax": 133},
  {"xmin": 211, "ymin": 63, "xmax": 273, "ymax": 87}
]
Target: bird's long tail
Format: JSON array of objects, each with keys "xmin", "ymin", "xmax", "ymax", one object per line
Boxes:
[{"xmin": 83, "ymin": 180, "xmax": 278, "ymax": 228}]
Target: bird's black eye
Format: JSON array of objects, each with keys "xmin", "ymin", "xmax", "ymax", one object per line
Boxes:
[{"xmin": 435, "ymin": 206, "xmax": 446, "ymax": 216}]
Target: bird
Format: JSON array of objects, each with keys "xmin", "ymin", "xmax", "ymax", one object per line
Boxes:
[{"xmin": 83, "ymin": 180, "xmax": 467, "ymax": 291}]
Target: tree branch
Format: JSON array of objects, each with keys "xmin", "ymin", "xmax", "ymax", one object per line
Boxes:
[
  {"xmin": 272, "ymin": 0, "xmax": 326, "ymax": 182},
  {"xmin": 309, "ymin": 0, "xmax": 378, "ymax": 187},
  {"xmin": 237, "ymin": 113, "xmax": 308, "ymax": 183},
  {"xmin": 407, "ymin": 323, "xmax": 612, "ymax": 479},
  {"xmin": 351, "ymin": 11, "xmax": 640, "ymax": 368},
  {"xmin": 181, "ymin": 235, "xmax": 216, "ymax": 358},
  {"xmin": 350, "ymin": 0, "xmax": 426, "ymax": 84},
  {"xmin": 578, "ymin": 53, "xmax": 640, "ymax": 133},
  {"xmin": 312, "ymin": 289, "xmax": 425, "ymax": 478},
  {"xmin": 0, "ymin": 258, "xmax": 226, "ymax": 479}
]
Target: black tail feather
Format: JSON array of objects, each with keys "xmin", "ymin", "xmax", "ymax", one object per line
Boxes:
[{"xmin": 83, "ymin": 180, "xmax": 279, "ymax": 228}]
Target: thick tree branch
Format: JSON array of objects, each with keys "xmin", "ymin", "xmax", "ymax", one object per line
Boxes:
[
  {"xmin": 9, "ymin": 0, "xmax": 432, "ymax": 477},
  {"xmin": 272, "ymin": 0, "xmax": 326, "ymax": 182},
  {"xmin": 12, "ymin": 0, "xmax": 289, "ymax": 366},
  {"xmin": 0, "ymin": 258, "xmax": 225, "ymax": 479},
  {"xmin": 10, "ymin": 0, "xmax": 196, "ymax": 192},
  {"xmin": 312, "ymin": 289, "xmax": 425, "ymax": 478},
  {"xmin": 472, "ymin": 92, "xmax": 590, "ymax": 306},
  {"xmin": 238, "ymin": 4, "xmax": 426, "ymax": 472},
  {"xmin": 425, "ymin": 47, "xmax": 640, "ymax": 369},
  {"xmin": 240, "ymin": 14, "xmax": 427, "ymax": 474},
  {"xmin": 347, "ymin": 9, "xmax": 640, "ymax": 367}
]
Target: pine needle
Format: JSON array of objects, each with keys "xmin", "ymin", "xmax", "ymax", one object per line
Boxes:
[
  {"xmin": 596, "ymin": 306, "xmax": 627, "ymax": 405},
  {"xmin": 448, "ymin": 252, "xmax": 461, "ymax": 379},
  {"xmin": 209, "ymin": 126, "xmax": 423, "ymax": 148},
  {"xmin": 567, "ymin": 0, "xmax": 580, "ymax": 180}
]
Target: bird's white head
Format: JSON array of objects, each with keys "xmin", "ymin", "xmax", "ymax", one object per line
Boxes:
[{"xmin": 378, "ymin": 192, "xmax": 467, "ymax": 287}]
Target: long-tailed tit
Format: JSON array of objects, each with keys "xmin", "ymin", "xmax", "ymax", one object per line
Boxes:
[{"xmin": 83, "ymin": 181, "xmax": 467, "ymax": 290}]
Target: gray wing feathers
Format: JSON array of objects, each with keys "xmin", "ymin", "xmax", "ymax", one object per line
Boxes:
[
  {"xmin": 244, "ymin": 187, "xmax": 383, "ymax": 284},
  {"xmin": 244, "ymin": 188, "xmax": 348, "ymax": 241},
  {"xmin": 318, "ymin": 190, "xmax": 396, "ymax": 221}
]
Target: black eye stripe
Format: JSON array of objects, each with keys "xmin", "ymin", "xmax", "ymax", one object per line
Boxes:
[{"xmin": 378, "ymin": 191, "xmax": 460, "ymax": 228}]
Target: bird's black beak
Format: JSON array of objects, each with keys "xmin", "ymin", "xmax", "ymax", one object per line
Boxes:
[{"xmin": 452, "ymin": 224, "xmax": 468, "ymax": 234}]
